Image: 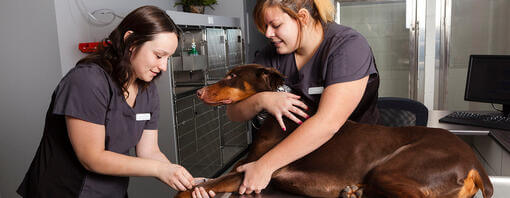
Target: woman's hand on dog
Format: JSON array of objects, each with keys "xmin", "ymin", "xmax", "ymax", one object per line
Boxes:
[
  {"xmin": 156, "ymin": 163, "xmax": 194, "ymax": 191},
  {"xmin": 258, "ymin": 92, "xmax": 308, "ymax": 131},
  {"xmin": 236, "ymin": 161, "xmax": 274, "ymax": 195}
]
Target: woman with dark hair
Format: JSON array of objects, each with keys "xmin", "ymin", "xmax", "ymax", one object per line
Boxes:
[
  {"xmin": 17, "ymin": 5, "xmax": 213, "ymax": 198},
  {"xmin": 218, "ymin": 0, "xmax": 380, "ymax": 196}
]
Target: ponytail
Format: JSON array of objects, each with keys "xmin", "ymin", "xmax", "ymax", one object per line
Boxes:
[
  {"xmin": 313, "ymin": 0, "xmax": 334, "ymax": 24},
  {"xmin": 253, "ymin": 0, "xmax": 335, "ymax": 33}
]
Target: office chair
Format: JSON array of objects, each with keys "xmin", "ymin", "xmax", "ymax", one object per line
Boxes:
[{"xmin": 377, "ymin": 97, "xmax": 429, "ymax": 127}]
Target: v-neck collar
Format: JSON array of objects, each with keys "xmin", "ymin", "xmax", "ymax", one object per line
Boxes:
[
  {"xmin": 291, "ymin": 25, "xmax": 329, "ymax": 75},
  {"xmin": 122, "ymin": 86, "xmax": 141, "ymax": 113},
  {"xmin": 291, "ymin": 38, "xmax": 326, "ymax": 79}
]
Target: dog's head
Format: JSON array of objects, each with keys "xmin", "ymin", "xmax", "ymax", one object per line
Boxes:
[{"xmin": 197, "ymin": 64, "xmax": 285, "ymax": 105}]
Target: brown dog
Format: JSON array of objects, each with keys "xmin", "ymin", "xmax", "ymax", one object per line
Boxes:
[{"xmin": 176, "ymin": 64, "xmax": 493, "ymax": 198}]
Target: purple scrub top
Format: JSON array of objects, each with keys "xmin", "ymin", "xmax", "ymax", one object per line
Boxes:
[
  {"xmin": 255, "ymin": 23, "xmax": 380, "ymax": 124},
  {"xmin": 17, "ymin": 63, "xmax": 159, "ymax": 198}
]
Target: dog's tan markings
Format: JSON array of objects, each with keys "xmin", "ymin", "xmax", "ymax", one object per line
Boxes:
[
  {"xmin": 458, "ymin": 169, "xmax": 484, "ymax": 198},
  {"xmin": 273, "ymin": 167, "xmax": 343, "ymax": 197},
  {"xmin": 216, "ymin": 81, "xmax": 256, "ymax": 103},
  {"xmin": 242, "ymin": 81, "xmax": 257, "ymax": 97},
  {"xmin": 418, "ymin": 187, "xmax": 437, "ymax": 197}
]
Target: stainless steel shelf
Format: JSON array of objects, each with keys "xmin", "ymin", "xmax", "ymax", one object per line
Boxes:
[{"xmin": 166, "ymin": 10, "xmax": 241, "ymax": 27}]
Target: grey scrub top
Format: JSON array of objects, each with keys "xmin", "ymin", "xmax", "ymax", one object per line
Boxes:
[
  {"xmin": 255, "ymin": 23, "xmax": 380, "ymax": 123},
  {"xmin": 17, "ymin": 63, "xmax": 159, "ymax": 198}
]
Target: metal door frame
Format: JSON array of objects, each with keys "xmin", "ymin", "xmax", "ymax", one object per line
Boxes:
[
  {"xmin": 407, "ymin": 0, "xmax": 419, "ymax": 100},
  {"xmin": 437, "ymin": 0, "xmax": 451, "ymax": 110}
]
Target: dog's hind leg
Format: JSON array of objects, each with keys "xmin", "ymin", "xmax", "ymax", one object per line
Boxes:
[
  {"xmin": 359, "ymin": 143, "xmax": 432, "ymax": 198},
  {"xmin": 361, "ymin": 142, "xmax": 470, "ymax": 198},
  {"xmin": 362, "ymin": 170, "xmax": 427, "ymax": 198},
  {"xmin": 269, "ymin": 167, "xmax": 348, "ymax": 198}
]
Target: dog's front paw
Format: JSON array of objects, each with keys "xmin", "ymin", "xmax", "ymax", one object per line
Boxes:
[
  {"xmin": 174, "ymin": 178, "xmax": 213, "ymax": 198},
  {"xmin": 341, "ymin": 185, "xmax": 363, "ymax": 198},
  {"xmin": 175, "ymin": 190, "xmax": 192, "ymax": 198}
]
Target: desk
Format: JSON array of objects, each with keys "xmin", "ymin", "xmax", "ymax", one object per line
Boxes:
[
  {"xmin": 215, "ymin": 110, "xmax": 510, "ymax": 197},
  {"xmin": 428, "ymin": 110, "xmax": 491, "ymax": 135},
  {"xmin": 429, "ymin": 110, "xmax": 510, "ymax": 177},
  {"xmin": 428, "ymin": 110, "xmax": 510, "ymax": 153}
]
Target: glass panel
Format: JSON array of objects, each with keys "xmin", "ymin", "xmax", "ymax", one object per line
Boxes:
[
  {"xmin": 226, "ymin": 29, "xmax": 244, "ymax": 67},
  {"xmin": 206, "ymin": 28, "xmax": 227, "ymax": 81},
  {"xmin": 446, "ymin": 0, "xmax": 510, "ymax": 110},
  {"xmin": 218, "ymin": 106, "xmax": 249, "ymax": 167},
  {"xmin": 337, "ymin": 0, "xmax": 412, "ymax": 98}
]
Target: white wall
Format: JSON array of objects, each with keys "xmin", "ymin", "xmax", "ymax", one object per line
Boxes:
[
  {"xmin": 54, "ymin": 0, "xmax": 177, "ymax": 74},
  {"xmin": 55, "ymin": 0, "xmax": 245, "ymax": 75},
  {"xmin": 0, "ymin": 0, "xmax": 62, "ymax": 197},
  {"xmin": 205, "ymin": 0, "xmax": 245, "ymax": 30}
]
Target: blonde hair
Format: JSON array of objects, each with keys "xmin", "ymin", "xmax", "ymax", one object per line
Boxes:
[{"xmin": 253, "ymin": 0, "xmax": 335, "ymax": 34}]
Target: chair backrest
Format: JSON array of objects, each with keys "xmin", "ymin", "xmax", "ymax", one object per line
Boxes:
[{"xmin": 377, "ymin": 97, "xmax": 429, "ymax": 127}]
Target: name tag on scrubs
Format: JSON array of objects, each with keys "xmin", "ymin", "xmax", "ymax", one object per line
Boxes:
[
  {"xmin": 136, "ymin": 113, "xmax": 151, "ymax": 121},
  {"xmin": 308, "ymin": 87, "xmax": 324, "ymax": 95}
]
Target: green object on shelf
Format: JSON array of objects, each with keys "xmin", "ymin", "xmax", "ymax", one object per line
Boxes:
[{"xmin": 189, "ymin": 39, "xmax": 199, "ymax": 55}]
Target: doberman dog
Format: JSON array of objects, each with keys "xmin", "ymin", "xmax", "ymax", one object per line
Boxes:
[{"xmin": 176, "ymin": 64, "xmax": 493, "ymax": 198}]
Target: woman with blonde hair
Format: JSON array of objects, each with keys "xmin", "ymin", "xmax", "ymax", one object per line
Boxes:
[{"xmin": 223, "ymin": 0, "xmax": 380, "ymax": 195}]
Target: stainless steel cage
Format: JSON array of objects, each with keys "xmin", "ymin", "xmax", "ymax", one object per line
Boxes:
[{"xmin": 159, "ymin": 11, "xmax": 249, "ymax": 177}]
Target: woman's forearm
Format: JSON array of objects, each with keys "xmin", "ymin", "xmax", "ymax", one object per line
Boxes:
[
  {"xmin": 226, "ymin": 92, "xmax": 265, "ymax": 122},
  {"xmin": 86, "ymin": 150, "xmax": 164, "ymax": 177},
  {"xmin": 138, "ymin": 150, "xmax": 171, "ymax": 164},
  {"xmin": 258, "ymin": 115, "xmax": 342, "ymax": 172},
  {"xmin": 259, "ymin": 79, "xmax": 366, "ymax": 172}
]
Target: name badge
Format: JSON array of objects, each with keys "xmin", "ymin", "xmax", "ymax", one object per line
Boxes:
[
  {"xmin": 136, "ymin": 113, "xmax": 151, "ymax": 121},
  {"xmin": 308, "ymin": 87, "xmax": 324, "ymax": 95}
]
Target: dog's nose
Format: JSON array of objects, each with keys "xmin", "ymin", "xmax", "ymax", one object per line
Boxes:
[{"xmin": 197, "ymin": 88, "xmax": 204, "ymax": 99}]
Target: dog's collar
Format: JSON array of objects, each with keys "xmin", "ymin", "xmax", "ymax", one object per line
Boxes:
[{"xmin": 276, "ymin": 85, "xmax": 292, "ymax": 93}]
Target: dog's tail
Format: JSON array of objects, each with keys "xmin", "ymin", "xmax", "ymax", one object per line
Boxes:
[{"xmin": 458, "ymin": 169, "xmax": 493, "ymax": 198}]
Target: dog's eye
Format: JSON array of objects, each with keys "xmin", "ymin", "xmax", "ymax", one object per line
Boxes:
[{"xmin": 226, "ymin": 73, "xmax": 237, "ymax": 79}]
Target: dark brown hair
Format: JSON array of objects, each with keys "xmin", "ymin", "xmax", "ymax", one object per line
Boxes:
[
  {"xmin": 78, "ymin": 5, "xmax": 179, "ymax": 95},
  {"xmin": 253, "ymin": 0, "xmax": 334, "ymax": 48}
]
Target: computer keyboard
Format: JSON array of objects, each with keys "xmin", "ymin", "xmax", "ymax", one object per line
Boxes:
[{"xmin": 439, "ymin": 111, "xmax": 510, "ymax": 130}]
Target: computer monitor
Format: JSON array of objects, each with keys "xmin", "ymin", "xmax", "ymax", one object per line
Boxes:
[{"xmin": 465, "ymin": 55, "xmax": 510, "ymax": 116}]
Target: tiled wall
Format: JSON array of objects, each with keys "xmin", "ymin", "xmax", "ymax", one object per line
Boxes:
[{"xmin": 340, "ymin": 2, "xmax": 410, "ymax": 98}]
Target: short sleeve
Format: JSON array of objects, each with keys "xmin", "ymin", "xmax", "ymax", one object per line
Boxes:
[
  {"xmin": 144, "ymin": 83, "xmax": 159, "ymax": 130},
  {"xmin": 52, "ymin": 65, "xmax": 110, "ymax": 125},
  {"xmin": 324, "ymin": 34, "xmax": 377, "ymax": 87}
]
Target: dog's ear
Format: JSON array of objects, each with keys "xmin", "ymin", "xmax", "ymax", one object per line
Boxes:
[{"xmin": 257, "ymin": 67, "xmax": 285, "ymax": 91}]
